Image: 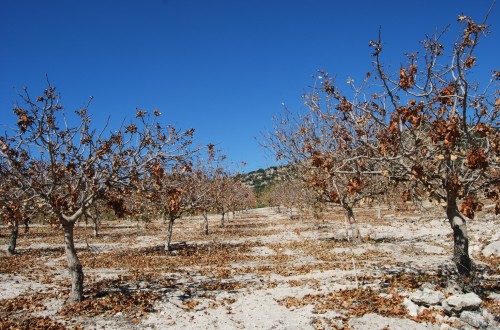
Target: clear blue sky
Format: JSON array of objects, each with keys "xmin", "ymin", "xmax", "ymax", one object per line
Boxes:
[{"xmin": 1, "ymin": 0, "xmax": 498, "ymax": 172}]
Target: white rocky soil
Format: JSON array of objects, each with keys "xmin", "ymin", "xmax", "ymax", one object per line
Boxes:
[{"xmin": 1, "ymin": 206, "xmax": 499, "ymax": 329}]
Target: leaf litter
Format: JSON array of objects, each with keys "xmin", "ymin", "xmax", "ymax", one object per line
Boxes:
[{"xmin": 0, "ymin": 207, "xmax": 499, "ymax": 329}]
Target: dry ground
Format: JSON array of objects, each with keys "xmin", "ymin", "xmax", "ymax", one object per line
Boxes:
[{"xmin": 1, "ymin": 206, "xmax": 499, "ymax": 329}]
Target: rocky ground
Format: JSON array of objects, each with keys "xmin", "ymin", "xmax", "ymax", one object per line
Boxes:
[{"xmin": 1, "ymin": 206, "xmax": 499, "ymax": 329}]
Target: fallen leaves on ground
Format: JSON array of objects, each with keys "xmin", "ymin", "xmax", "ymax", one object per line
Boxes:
[
  {"xmin": 2, "ymin": 209, "xmax": 499, "ymax": 328},
  {"xmin": 0, "ymin": 293, "xmax": 50, "ymax": 315},
  {"xmin": 277, "ymin": 286, "xmax": 406, "ymax": 317},
  {"xmin": 58, "ymin": 290, "xmax": 161, "ymax": 319},
  {"xmin": 0, "ymin": 316, "xmax": 70, "ymax": 330}
]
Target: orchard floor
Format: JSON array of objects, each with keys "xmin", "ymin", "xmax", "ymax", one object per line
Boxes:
[{"xmin": 1, "ymin": 206, "xmax": 499, "ymax": 329}]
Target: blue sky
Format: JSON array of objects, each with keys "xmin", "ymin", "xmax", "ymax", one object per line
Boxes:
[{"xmin": 1, "ymin": 0, "xmax": 499, "ymax": 172}]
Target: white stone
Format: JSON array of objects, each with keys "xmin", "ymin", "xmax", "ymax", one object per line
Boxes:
[
  {"xmin": 460, "ymin": 311, "xmax": 488, "ymax": 329},
  {"xmin": 442, "ymin": 293, "xmax": 483, "ymax": 314},
  {"xmin": 404, "ymin": 298, "xmax": 421, "ymax": 317},
  {"xmin": 488, "ymin": 292, "xmax": 500, "ymax": 301},
  {"xmin": 410, "ymin": 288, "xmax": 445, "ymax": 306},
  {"xmin": 482, "ymin": 240, "xmax": 500, "ymax": 257},
  {"xmin": 481, "ymin": 309, "xmax": 495, "ymax": 322}
]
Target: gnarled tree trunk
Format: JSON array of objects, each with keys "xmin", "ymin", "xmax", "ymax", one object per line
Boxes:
[
  {"xmin": 446, "ymin": 199, "xmax": 472, "ymax": 279},
  {"xmin": 92, "ymin": 218, "xmax": 99, "ymax": 238},
  {"xmin": 203, "ymin": 210, "xmax": 209, "ymax": 235},
  {"xmin": 165, "ymin": 214, "xmax": 175, "ymax": 253},
  {"xmin": 63, "ymin": 223, "xmax": 84, "ymax": 302},
  {"xmin": 7, "ymin": 219, "xmax": 19, "ymax": 255},
  {"xmin": 84, "ymin": 209, "xmax": 99, "ymax": 238},
  {"xmin": 345, "ymin": 206, "xmax": 362, "ymax": 243},
  {"xmin": 220, "ymin": 211, "xmax": 225, "ymax": 227}
]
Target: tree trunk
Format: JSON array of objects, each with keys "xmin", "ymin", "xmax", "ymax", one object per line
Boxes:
[
  {"xmin": 345, "ymin": 206, "xmax": 362, "ymax": 243},
  {"xmin": 203, "ymin": 210, "xmax": 209, "ymax": 235},
  {"xmin": 446, "ymin": 200, "xmax": 472, "ymax": 279},
  {"xmin": 165, "ymin": 215, "xmax": 175, "ymax": 253},
  {"xmin": 220, "ymin": 212, "xmax": 225, "ymax": 227},
  {"xmin": 85, "ymin": 209, "xmax": 99, "ymax": 238},
  {"xmin": 63, "ymin": 223, "xmax": 84, "ymax": 302},
  {"xmin": 7, "ymin": 219, "xmax": 19, "ymax": 255},
  {"xmin": 92, "ymin": 217, "xmax": 98, "ymax": 238},
  {"xmin": 313, "ymin": 201, "xmax": 322, "ymax": 221}
]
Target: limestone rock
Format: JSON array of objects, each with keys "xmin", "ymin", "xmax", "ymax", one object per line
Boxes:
[
  {"xmin": 410, "ymin": 288, "xmax": 445, "ymax": 306},
  {"xmin": 404, "ymin": 298, "xmax": 421, "ymax": 317},
  {"xmin": 442, "ymin": 293, "xmax": 482, "ymax": 314},
  {"xmin": 482, "ymin": 240, "xmax": 500, "ymax": 258},
  {"xmin": 488, "ymin": 292, "xmax": 500, "ymax": 301},
  {"xmin": 480, "ymin": 309, "xmax": 500, "ymax": 329},
  {"xmin": 459, "ymin": 311, "xmax": 488, "ymax": 329}
]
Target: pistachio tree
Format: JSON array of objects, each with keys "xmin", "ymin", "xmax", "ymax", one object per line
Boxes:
[
  {"xmin": 0, "ymin": 82, "xmax": 194, "ymax": 302},
  {"xmin": 265, "ymin": 83, "xmax": 385, "ymax": 242},
  {"xmin": 266, "ymin": 13, "xmax": 499, "ymax": 273},
  {"xmin": 367, "ymin": 15, "xmax": 499, "ymax": 279},
  {"xmin": 302, "ymin": 14, "xmax": 499, "ymax": 280},
  {"xmin": 141, "ymin": 163, "xmax": 193, "ymax": 253},
  {"xmin": 0, "ymin": 158, "xmax": 33, "ymax": 255}
]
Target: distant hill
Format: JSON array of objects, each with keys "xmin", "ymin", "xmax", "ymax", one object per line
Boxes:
[{"xmin": 236, "ymin": 166, "xmax": 289, "ymax": 196}]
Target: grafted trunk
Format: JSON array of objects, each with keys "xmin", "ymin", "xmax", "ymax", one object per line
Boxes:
[
  {"xmin": 203, "ymin": 210, "xmax": 209, "ymax": 235},
  {"xmin": 93, "ymin": 218, "xmax": 98, "ymax": 238},
  {"xmin": 313, "ymin": 202, "xmax": 321, "ymax": 221},
  {"xmin": 345, "ymin": 206, "xmax": 362, "ymax": 243},
  {"xmin": 447, "ymin": 200, "xmax": 472, "ymax": 279},
  {"xmin": 63, "ymin": 223, "xmax": 84, "ymax": 302},
  {"xmin": 84, "ymin": 210, "xmax": 99, "ymax": 238},
  {"xmin": 7, "ymin": 219, "xmax": 19, "ymax": 255},
  {"xmin": 165, "ymin": 214, "xmax": 175, "ymax": 253}
]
